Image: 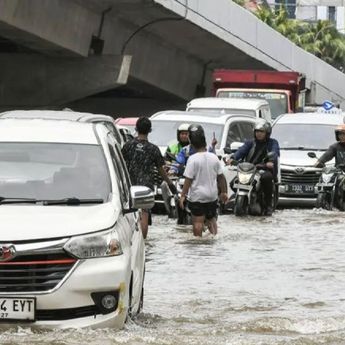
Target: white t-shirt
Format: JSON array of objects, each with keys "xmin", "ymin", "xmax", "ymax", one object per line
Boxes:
[{"xmin": 184, "ymin": 151, "xmax": 223, "ymax": 203}]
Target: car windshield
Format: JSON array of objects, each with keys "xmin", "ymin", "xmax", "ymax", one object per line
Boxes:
[
  {"xmin": 188, "ymin": 108, "xmax": 256, "ymax": 117},
  {"xmin": 217, "ymin": 91, "xmax": 287, "ymax": 119},
  {"xmin": 272, "ymin": 123, "xmax": 335, "ymax": 150},
  {"xmin": 0, "ymin": 143, "xmax": 111, "ymax": 201},
  {"xmin": 150, "ymin": 120, "xmax": 223, "ymax": 149}
]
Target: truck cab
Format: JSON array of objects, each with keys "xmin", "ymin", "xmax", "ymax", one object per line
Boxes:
[
  {"xmin": 212, "ymin": 70, "xmax": 306, "ymax": 120},
  {"xmin": 216, "ymin": 88, "xmax": 291, "ymax": 120}
]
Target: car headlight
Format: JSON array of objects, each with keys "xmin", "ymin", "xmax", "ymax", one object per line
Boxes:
[
  {"xmin": 238, "ymin": 172, "xmax": 252, "ymax": 184},
  {"xmin": 64, "ymin": 227, "xmax": 123, "ymax": 259}
]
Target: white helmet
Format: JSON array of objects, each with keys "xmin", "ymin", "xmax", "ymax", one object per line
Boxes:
[{"xmin": 177, "ymin": 123, "xmax": 190, "ymax": 143}]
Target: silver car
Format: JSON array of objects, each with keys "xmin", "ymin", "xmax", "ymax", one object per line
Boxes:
[{"xmin": 272, "ymin": 111, "xmax": 345, "ymax": 205}]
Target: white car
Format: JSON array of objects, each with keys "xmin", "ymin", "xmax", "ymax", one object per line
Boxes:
[
  {"xmin": 149, "ymin": 110, "xmax": 257, "ymax": 205},
  {"xmin": 0, "ymin": 110, "xmax": 126, "ymax": 147},
  {"xmin": 272, "ymin": 111, "xmax": 345, "ymax": 205},
  {"xmin": 186, "ymin": 98, "xmax": 272, "ymax": 122},
  {"xmin": 0, "ymin": 118, "xmax": 153, "ymax": 329}
]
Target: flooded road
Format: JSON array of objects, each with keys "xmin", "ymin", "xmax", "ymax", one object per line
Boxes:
[{"xmin": 3, "ymin": 209, "xmax": 345, "ymax": 345}]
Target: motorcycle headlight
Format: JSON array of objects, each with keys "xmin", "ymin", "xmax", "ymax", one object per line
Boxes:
[
  {"xmin": 64, "ymin": 227, "xmax": 123, "ymax": 259},
  {"xmin": 322, "ymin": 173, "xmax": 333, "ymax": 184},
  {"xmin": 238, "ymin": 172, "xmax": 252, "ymax": 184}
]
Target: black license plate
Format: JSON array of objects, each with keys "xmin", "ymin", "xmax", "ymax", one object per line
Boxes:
[{"xmin": 286, "ymin": 184, "xmax": 315, "ymax": 194}]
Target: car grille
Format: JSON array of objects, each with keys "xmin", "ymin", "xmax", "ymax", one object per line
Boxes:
[
  {"xmin": 0, "ymin": 253, "xmax": 77, "ymax": 293},
  {"xmin": 281, "ymin": 170, "xmax": 321, "ymax": 184}
]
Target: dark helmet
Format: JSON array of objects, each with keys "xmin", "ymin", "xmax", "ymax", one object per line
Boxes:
[
  {"xmin": 254, "ymin": 119, "xmax": 272, "ymax": 137},
  {"xmin": 177, "ymin": 123, "xmax": 190, "ymax": 143},
  {"xmin": 335, "ymin": 124, "xmax": 345, "ymax": 141},
  {"xmin": 188, "ymin": 124, "xmax": 206, "ymax": 148}
]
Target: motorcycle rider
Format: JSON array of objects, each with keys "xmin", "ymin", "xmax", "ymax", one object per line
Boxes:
[
  {"xmin": 226, "ymin": 119, "xmax": 280, "ymax": 216},
  {"xmin": 314, "ymin": 125, "xmax": 345, "ymax": 202},
  {"xmin": 165, "ymin": 123, "xmax": 190, "ymax": 161},
  {"xmin": 169, "ymin": 127, "xmax": 218, "ymax": 176},
  {"xmin": 161, "ymin": 123, "xmax": 190, "ymax": 214},
  {"xmin": 315, "ymin": 124, "xmax": 345, "ymax": 168}
]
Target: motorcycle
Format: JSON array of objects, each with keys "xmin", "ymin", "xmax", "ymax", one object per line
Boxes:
[
  {"xmin": 162, "ymin": 152, "xmax": 192, "ymax": 225},
  {"xmin": 307, "ymin": 152, "xmax": 345, "ymax": 211},
  {"xmin": 230, "ymin": 152, "xmax": 278, "ymax": 216}
]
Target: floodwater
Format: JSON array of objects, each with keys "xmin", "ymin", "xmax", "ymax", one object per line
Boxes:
[{"xmin": 3, "ymin": 209, "xmax": 345, "ymax": 345}]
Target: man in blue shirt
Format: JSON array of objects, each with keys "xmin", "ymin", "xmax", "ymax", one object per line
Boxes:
[{"xmin": 169, "ymin": 130, "xmax": 218, "ymax": 176}]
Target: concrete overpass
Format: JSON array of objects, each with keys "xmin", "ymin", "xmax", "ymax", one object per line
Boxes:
[{"xmin": 0, "ymin": 0, "xmax": 344, "ymax": 115}]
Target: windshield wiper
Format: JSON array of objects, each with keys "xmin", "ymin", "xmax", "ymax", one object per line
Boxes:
[
  {"xmin": 281, "ymin": 147, "xmax": 326, "ymax": 151},
  {"xmin": 43, "ymin": 197, "xmax": 104, "ymax": 205},
  {"xmin": 0, "ymin": 197, "xmax": 104, "ymax": 205},
  {"xmin": 0, "ymin": 197, "xmax": 39, "ymax": 204}
]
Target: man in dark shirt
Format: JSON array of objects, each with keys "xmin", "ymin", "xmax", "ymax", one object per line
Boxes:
[
  {"xmin": 122, "ymin": 117, "xmax": 176, "ymax": 239},
  {"xmin": 315, "ymin": 124, "xmax": 345, "ymax": 168}
]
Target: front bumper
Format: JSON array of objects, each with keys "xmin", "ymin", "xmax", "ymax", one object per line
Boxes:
[{"xmin": 0, "ymin": 255, "xmax": 130, "ymax": 329}]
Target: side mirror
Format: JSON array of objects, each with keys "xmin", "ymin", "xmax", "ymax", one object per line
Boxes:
[
  {"xmin": 130, "ymin": 186, "xmax": 155, "ymax": 210},
  {"xmin": 308, "ymin": 152, "xmax": 317, "ymax": 159}
]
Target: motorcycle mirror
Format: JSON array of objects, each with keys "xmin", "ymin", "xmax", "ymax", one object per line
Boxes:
[
  {"xmin": 230, "ymin": 141, "xmax": 243, "ymax": 152},
  {"xmin": 223, "ymin": 147, "xmax": 232, "ymax": 154},
  {"xmin": 307, "ymin": 152, "xmax": 317, "ymax": 159}
]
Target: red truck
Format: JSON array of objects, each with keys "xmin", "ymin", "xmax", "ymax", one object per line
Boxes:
[{"xmin": 212, "ymin": 70, "xmax": 306, "ymax": 119}]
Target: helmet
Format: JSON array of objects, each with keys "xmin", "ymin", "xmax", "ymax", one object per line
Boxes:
[
  {"xmin": 177, "ymin": 123, "xmax": 190, "ymax": 143},
  {"xmin": 335, "ymin": 124, "xmax": 345, "ymax": 141},
  {"xmin": 254, "ymin": 119, "xmax": 272, "ymax": 137},
  {"xmin": 188, "ymin": 124, "xmax": 206, "ymax": 148}
]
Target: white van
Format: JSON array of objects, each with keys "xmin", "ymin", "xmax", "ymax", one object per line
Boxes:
[
  {"xmin": 186, "ymin": 98, "xmax": 272, "ymax": 122},
  {"xmin": 149, "ymin": 110, "xmax": 257, "ymax": 206}
]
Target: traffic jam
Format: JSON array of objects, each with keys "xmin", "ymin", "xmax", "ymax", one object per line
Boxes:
[{"xmin": 0, "ymin": 68, "xmax": 344, "ymax": 332}]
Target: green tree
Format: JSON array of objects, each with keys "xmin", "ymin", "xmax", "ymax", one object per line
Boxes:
[{"xmin": 254, "ymin": 4, "xmax": 345, "ymax": 71}]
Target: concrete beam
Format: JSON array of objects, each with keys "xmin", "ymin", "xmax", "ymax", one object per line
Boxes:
[
  {"xmin": 0, "ymin": 54, "xmax": 131, "ymax": 108},
  {"xmin": 0, "ymin": 0, "xmax": 99, "ymax": 56},
  {"xmin": 100, "ymin": 16, "xmax": 210, "ymax": 101}
]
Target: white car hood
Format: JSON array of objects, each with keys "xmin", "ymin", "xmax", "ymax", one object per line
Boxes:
[
  {"xmin": 0, "ymin": 203, "xmax": 119, "ymax": 241},
  {"xmin": 280, "ymin": 150, "xmax": 325, "ymax": 167}
]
